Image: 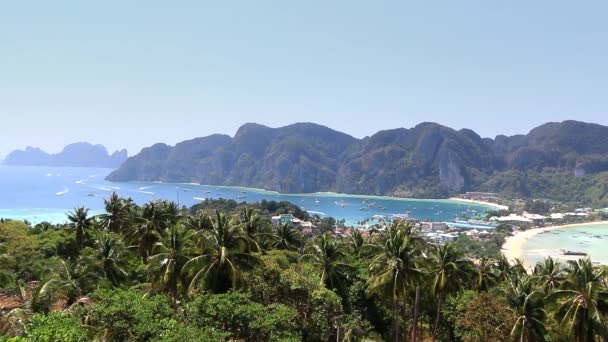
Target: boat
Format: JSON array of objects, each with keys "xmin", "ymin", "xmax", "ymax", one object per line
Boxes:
[
  {"xmin": 562, "ymin": 250, "xmax": 588, "ymax": 256},
  {"xmin": 359, "ymin": 207, "xmax": 368, "ymax": 211},
  {"xmin": 87, "ymin": 193, "xmax": 95, "ymax": 197}
]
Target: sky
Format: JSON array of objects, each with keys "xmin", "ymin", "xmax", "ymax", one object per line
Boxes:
[{"xmin": 1, "ymin": 1, "xmax": 607, "ymax": 158}]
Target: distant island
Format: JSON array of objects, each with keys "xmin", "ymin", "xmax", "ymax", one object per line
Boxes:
[
  {"xmin": 3, "ymin": 142, "xmax": 127, "ymax": 168},
  {"xmin": 107, "ymin": 120, "xmax": 608, "ymax": 206}
]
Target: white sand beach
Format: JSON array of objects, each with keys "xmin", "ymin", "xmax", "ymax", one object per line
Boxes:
[
  {"xmin": 449, "ymin": 197, "xmax": 509, "ymax": 211},
  {"xmin": 501, "ymin": 221, "xmax": 608, "ymax": 263}
]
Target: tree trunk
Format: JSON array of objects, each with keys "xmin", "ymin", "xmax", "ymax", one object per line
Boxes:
[
  {"xmin": 411, "ymin": 285, "xmax": 421, "ymax": 342},
  {"xmin": 393, "ymin": 299, "xmax": 400, "ymax": 342},
  {"xmin": 433, "ymin": 295, "xmax": 443, "ymax": 341}
]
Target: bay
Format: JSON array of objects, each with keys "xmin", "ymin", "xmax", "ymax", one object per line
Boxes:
[
  {"xmin": 0, "ymin": 165, "xmax": 491, "ymax": 225},
  {"xmin": 522, "ymin": 223, "xmax": 608, "ymax": 266}
]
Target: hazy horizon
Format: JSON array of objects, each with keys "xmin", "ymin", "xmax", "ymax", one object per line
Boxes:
[{"xmin": 2, "ymin": 1, "xmax": 607, "ymax": 158}]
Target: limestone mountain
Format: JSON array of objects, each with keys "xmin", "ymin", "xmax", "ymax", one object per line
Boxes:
[
  {"xmin": 3, "ymin": 143, "xmax": 128, "ymax": 168},
  {"xmin": 107, "ymin": 121, "xmax": 608, "ymax": 204}
]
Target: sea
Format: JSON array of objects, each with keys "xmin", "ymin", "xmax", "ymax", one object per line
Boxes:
[
  {"xmin": 0, "ymin": 166, "xmax": 492, "ymax": 226},
  {"xmin": 521, "ymin": 223, "xmax": 608, "ymax": 266}
]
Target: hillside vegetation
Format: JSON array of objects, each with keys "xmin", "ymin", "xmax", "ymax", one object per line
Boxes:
[
  {"xmin": 2, "ymin": 196, "xmax": 608, "ymax": 341},
  {"xmin": 109, "ymin": 121, "xmax": 608, "ymax": 205}
]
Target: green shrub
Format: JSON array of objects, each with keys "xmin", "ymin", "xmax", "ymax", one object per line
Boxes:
[
  {"xmin": 26, "ymin": 313, "xmax": 88, "ymax": 342},
  {"xmin": 189, "ymin": 291, "xmax": 300, "ymax": 341},
  {"xmin": 86, "ymin": 289, "xmax": 175, "ymax": 341}
]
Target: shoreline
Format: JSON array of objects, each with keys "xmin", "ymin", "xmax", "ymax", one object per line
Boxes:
[
  {"xmin": 448, "ymin": 197, "xmax": 508, "ymax": 211},
  {"xmin": 501, "ymin": 220, "xmax": 608, "ymax": 263}
]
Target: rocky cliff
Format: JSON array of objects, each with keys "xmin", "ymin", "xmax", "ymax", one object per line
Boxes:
[{"xmin": 106, "ymin": 120, "xmax": 608, "ymax": 204}]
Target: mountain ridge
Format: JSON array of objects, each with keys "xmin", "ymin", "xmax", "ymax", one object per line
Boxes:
[
  {"xmin": 107, "ymin": 121, "xmax": 608, "ymax": 205},
  {"xmin": 3, "ymin": 142, "xmax": 128, "ymax": 168}
]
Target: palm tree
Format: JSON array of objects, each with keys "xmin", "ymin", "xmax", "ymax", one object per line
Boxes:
[
  {"xmin": 551, "ymin": 258, "xmax": 608, "ymax": 342},
  {"xmin": 302, "ymin": 233, "xmax": 352, "ymax": 292},
  {"xmin": 0, "ymin": 279, "xmax": 59, "ymax": 337},
  {"xmin": 67, "ymin": 206, "xmax": 94, "ymax": 251},
  {"xmin": 132, "ymin": 200, "xmax": 179, "ymax": 263},
  {"xmin": 47, "ymin": 260, "xmax": 87, "ymax": 307},
  {"xmin": 186, "ymin": 212, "xmax": 212, "ymax": 252},
  {"xmin": 185, "ymin": 211, "xmax": 258, "ymax": 294},
  {"xmin": 98, "ymin": 192, "xmax": 133, "ymax": 234},
  {"xmin": 367, "ymin": 221, "xmax": 424, "ymax": 342},
  {"xmin": 533, "ymin": 256, "xmax": 563, "ymax": 292},
  {"xmin": 348, "ymin": 229, "xmax": 367, "ymax": 257},
  {"xmin": 271, "ymin": 223, "xmax": 302, "ymax": 251},
  {"xmin": 238, "ymin": 207, "xmax": 264, "ymax": 252},
  {"xmin": 147, "ymin": 224, "xmax": 196, "ymax": 307},
  {"xmin": 84, "ymin": 230, "xmax": 129, "ymax": 286},
  {"xmin": 429, "ymin": 242, "xmax": 472, "ymax": 339},
  {"xmin": 505, "ymin": 274, "xmax": 547, "ymax": 342},
  {"xmin": 474, "ymin": 257, "xmax": 498, "ymax": 292}
]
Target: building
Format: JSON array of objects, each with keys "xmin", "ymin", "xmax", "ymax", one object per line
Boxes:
[
  {"xmin": 425, "ymin": 232, "xmax": 459, "ymax": 243},
  {"xmin": 421, "ymin": 222, "xmax": 448, "ymax": 232},
  {"xmin": 271, "ymin": 214, "xmax": 301, "ymax": 226},
  {"xmin": 271, "ymin": 214, "xmax": 317, "ymax": 234}
]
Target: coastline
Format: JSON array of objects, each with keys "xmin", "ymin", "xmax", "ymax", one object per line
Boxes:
[
  {"xmin": 448, "ymin": 197, "xmax": 508, "ymax": 211},
  {"xmin": 501, "ymin": 220, "xmax": 608, "ymax": 263}
]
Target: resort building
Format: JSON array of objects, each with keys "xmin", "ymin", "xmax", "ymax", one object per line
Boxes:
[
  {"xmin": 421, "ymin": 221, "xmax": 448, "ymax": 232},
  {"xmin": 271, "ymin": 214, "xmax": 300, "ymax": 226},
  {"xmin": 425, "ymin": 232, "xmax": 459, "ymax": 243},
  {"xmin": 271, "ymin": 214, "xmax": 317, "ymax": 234}
]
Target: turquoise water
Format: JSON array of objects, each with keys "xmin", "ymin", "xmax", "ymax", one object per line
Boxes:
[
  {"xmin": 522, "ymin": 223, "xmax": 608, "ymax": 266},
  {"xmin": 0, "ymin": 166, "xmax": 492, "ymax": 225}
]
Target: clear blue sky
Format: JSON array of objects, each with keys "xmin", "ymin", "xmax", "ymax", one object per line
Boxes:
[{"xmin": 1, "ymin": 1, "xmax": 607, "ymax": 158}]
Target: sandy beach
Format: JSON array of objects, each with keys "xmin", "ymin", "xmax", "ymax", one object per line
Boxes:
[
  {"xmin": 501, "ymin": 220, "xmax": 608, "ymax": 263},
  {"xmin": 449, "ymin": 197, "xmax": 509, "ymax": 211}
]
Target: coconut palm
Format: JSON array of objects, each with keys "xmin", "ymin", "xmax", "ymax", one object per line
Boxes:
[
  {"xmin": 147, "ymin": 224, "xmax": 196, "ymax": 307},
  {"xmin": 67, "ymin": 206, "xmax": 94, "ymax": 251},
  {"xmin": 474, "ymin": 257, "xmax": 498, "ymax": 292},
  {"xmin": 348, "ymin": 229, "xmax": 367, "ymax": 257},
  {"xmin": 186, "ymin": 212, "xmax": 212, "ymax": 252},
  {"xmin": 367, "ymin": 221, "xmax": 424, "ymax": 341},
  {"xmin": 302, "ymin": 233, "xmax": 352, "ymax": 291},
  {"xmin": 505, "ymin": 274, "xmax": 547, "ymax": 342},
  {"xmin": 98, "ymin": 192, "xmax": 133, "ymax": 234},
  {"xmin": 132, "ymin": 200, "xmax": 179, "ymax": 263},
  {"xmin": 185, "ymin": 211, "xmax": 258, "ymax": 294},
  {"xmin": 551, "ymin": 258, "xmax": 608, "ymax": 342},
  {"xmin": 271, "ymin": 223, "xmax": 302, "ymax": 251},
  {"xmin": 533, "ymin": 256, "xmax": 563, "ymax": 292},
  {"xmin": 238, "ymin": 207, "xmax": 264, "ymax": 251},
  {"xmin": 47, "ymin": 260, "xmax": 87, "ymax": 307},
  {"xmin": 429, "ymin": 242, "xmax": 472, "ymax": 339},
  {"xmin": 84, "ymin": 230, "xmax": 129, "ymax": 286}
]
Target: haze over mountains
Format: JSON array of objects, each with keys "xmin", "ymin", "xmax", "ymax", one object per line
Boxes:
[
  {"xmin": 107, "ymin": 120, "xmax": 608, "ymax": 205},
  {"xmin": 2, "ymin": 142, "xmax": 128, "ymax": 168}
]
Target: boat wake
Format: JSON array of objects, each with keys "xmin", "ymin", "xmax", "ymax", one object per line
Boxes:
[{"xmin": 89, "ymin": 185, "xmax": 113, "ymax": 192}]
